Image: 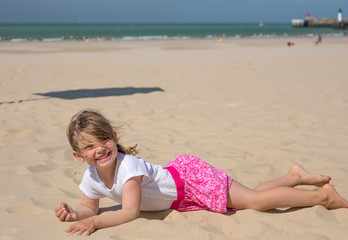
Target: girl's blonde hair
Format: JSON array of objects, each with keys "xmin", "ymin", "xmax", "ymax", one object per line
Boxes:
[{"xmin": 67, "ymin": 109, "xmax": 139, "ymax": 155}]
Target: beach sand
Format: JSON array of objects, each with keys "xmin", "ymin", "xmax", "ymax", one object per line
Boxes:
[{"xmin": 1, "ymin": 37, "xmax": 348, "ymax": 240}]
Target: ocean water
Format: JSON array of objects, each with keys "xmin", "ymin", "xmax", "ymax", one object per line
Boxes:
[{"xmin": 0, "ymin": 23, "xmax": 347, "ymax": 42}]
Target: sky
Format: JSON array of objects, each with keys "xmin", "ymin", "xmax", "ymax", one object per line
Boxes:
[{"xmin": 1, "ymin": 0, "xmax": 347, "ymax": 24}]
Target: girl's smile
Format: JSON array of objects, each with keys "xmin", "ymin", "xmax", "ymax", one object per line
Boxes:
[{"xmin": 95, "ymin": 151, "xmax": 111, "ymax": 163}]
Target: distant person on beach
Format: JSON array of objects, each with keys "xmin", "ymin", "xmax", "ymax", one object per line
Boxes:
[
  {"xmin": 315, "ymin": 33, "xmax": 322, "ymax": 45},
  {"xmin": 55, "ymin": 110, "xmax": 348, "ymax": 236},
  {"xmin": 287, "ymin": 41, "xmax": 295, "ymax": 47}
]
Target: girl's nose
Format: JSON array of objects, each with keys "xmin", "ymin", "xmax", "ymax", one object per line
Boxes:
[{"xmin": 95, "ymin": 145, "xmax": 106, "ymax": 153}]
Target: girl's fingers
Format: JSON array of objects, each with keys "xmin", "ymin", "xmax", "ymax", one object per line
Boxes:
[
  {"xmin": 55, "ymin": 207, "xmax": 65, "ymax": 218},
  {"xmin": 61, "ymin": 203, "xmax": 70, "ymax": 212},
  {"xmin": 65, "ymin": 213, "xmax": 73, "ymax": 222},
  {"xmin": 66, "ymin": 224, "xmax": 87, "ymax": 235},
  {"xmin": 65, "ymin": 224, "xmax": 75, "ymax": 233},
  {"xmin": 54, "ymin": 206, "xmax": 61, "ymax": 213},
  {"xmin": 85, "ymin": 230, "xmax": 92, "ymax": 236},
  {"xmin": 55, "ymin": 207, "xmax": 63, "ymax": 216},
  {"xmin": 59, "ymin": 211, "xmax": 68, "ymax": 221},
  {"xmin": 77, "ymin": 229, "xmax": 86, "ymax": 235},
  {"xmin": 65, "ymin": 213, "xmax": 70, "ymax": 222},
  {"xmin": 56, "ymin": 207, "xmax": 70, "ymax": 222},
  {"xmin": 55, "ymin": 202, "xmax": 77, "ymax": 222}
]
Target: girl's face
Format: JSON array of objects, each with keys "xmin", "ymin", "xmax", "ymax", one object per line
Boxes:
[{"xmin": 73, "ymin": 132, "xmax": 118, "ymax": 169}]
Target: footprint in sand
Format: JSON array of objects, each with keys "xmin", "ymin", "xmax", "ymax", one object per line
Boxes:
[
  {"xmin": 37, "ymin": 146, "xmax": 68, "ymax": 160},
  {"xmin": 288, "ymin": 114, "xmax": 317, "ymax": 128},
  {"xmin": 63, "ymin": 168, "xmax": 81, "ymax": 179},
  {"xmin": 315, "ymin": 206, "xmax": 338, "ymax": 222},
  {"xmin": 2, "ymin": 128, "xmax": 32, "ymax": 139},
  {"xmin": 38, "ymin": 145, "xmax": 67, "ymax": 154},
  {"xmin": 31, "ymin": 196, "xmax": 58, "ymax": 210},
  {"xmin": 6, "ymin": 201, "xmax": 48, "ymax": 215},
  {"xmin": 63, "ymin": 168, "xmax": 81, "ymax": 185},
  {"xmin": 27, "ymin": 163, "xmax": 58, "ymax": 173},
  {"xmin": 59, "ymin": 188, "xmax": 81, "ymax": 199},
  {"xmin": 32, "ymin": 175, "xmax": 52, "ymax": 187}
]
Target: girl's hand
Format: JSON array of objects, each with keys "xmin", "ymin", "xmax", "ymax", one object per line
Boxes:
[
  {"xmin": 65, "ymin": 217, "xmax": 96, "ymax": 236},
  {"xmin": 55, "ymin": 202, "xmax": 78, "ymax": 222}
]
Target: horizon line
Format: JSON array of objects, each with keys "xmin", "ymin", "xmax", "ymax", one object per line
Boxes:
[{"xmin": 0, "ymin": 21, "xmax": 291, "ymax": 25}]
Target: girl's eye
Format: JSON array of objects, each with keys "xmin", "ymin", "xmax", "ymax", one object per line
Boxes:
[
  {"xmin": 85, "ymin": 145, "xmax": 94, "ymax": 150},
  {"xmin": 101, "ymin": 138, "xmax": 110, "ymax": 143}
]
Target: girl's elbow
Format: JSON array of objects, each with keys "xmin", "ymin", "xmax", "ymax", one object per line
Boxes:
[
  {"xmin": 131, "ymin": 209, "xmax": 141, "ymax": 219},
  {"xmin": 125, "ymin": 208, "xmax": 140, "ymax": 220}
]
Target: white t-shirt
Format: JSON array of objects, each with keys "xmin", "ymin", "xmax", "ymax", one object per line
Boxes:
[{"xmin": 79, "ymin": 152, "xmax": 177, "ymax": 211}]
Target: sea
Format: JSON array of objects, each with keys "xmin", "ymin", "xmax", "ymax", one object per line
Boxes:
[{"xmin": 0, "ymin": 23, "xmax": 347, "ymax": 42}]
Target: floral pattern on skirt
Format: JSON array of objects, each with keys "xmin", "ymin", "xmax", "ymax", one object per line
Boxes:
[{"xmin": 166, "ymin": 154, "xmax": 233, "ymax": 213}]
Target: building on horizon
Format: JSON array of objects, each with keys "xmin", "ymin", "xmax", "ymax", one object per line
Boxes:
[{"xmin": 292, "ymin": 8, "xmax": 347, "ymax": 29}]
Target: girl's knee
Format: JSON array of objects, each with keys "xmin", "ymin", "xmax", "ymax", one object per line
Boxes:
[
  {"xmin": 228, "ymin": 181, "xmax": 266, "ymax": 210},
  {"xmin": 247, "ymin": 191, "xmax": 268, "ymax": 211}
]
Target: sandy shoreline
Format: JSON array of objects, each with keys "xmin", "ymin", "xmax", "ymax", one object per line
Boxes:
[{"xmin": 1, "ymin": 38, "xmax": 348, "ymax": 240}]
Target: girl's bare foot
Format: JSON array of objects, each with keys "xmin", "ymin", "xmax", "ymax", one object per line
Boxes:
[
  {"xmin": 289, "ymin": 164, "xmax": 331, "ymax": 187},
  {"xmin": 321, "ymin": 184, "xmax": 348, "ymax": 209}
]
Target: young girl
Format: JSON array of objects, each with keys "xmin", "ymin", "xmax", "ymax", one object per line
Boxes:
[{"xmin": 55, "ymin": 109, "xmax": 348, "ymax": 236}]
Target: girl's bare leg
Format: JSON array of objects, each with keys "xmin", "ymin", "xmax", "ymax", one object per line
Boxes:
[
  {"xmin": 227, "ymin": 181, "xmax": 348, "ymax": 211},
  {"xmin": 253, "ymin": 164, "xmax": 331, "ymax": 191}
]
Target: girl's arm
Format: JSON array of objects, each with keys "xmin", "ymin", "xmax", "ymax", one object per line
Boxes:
[
  {"xmin": 55, "ymin": 195, "xmax": 99, "ymax": 222},
  {"xmin": 65, "ymin": 175, "xmax": 143, "ymax": 235}
]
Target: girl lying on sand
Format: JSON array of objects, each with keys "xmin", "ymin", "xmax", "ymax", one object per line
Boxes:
[{"xmin": 55, "ymin": 110, "xmax": 348, "ymax": 236}]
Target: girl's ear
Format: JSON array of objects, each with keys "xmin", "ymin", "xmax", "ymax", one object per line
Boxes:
[{"xmin": 73, "ymin": 151, "xmax": 85, "ymax": 163}]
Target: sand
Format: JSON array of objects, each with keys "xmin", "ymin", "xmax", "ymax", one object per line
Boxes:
[{"xmin": 1, "ymin": 37, "xmax": 348, "ymax": 240}]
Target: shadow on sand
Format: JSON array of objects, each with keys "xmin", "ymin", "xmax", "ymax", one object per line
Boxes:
[
  {"xmin": 34, "ymin": 87, "xmax": 164, "ymax": 100},
  {"xmin": 98, "ymin": 204, "xmax": 173, "ymax": 220},
  {"xmin": 0, "ymin": 87, "xmax": 164, "ymax": 105}
]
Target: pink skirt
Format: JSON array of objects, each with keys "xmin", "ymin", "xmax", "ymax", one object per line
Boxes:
[{"xmin": 165, "ymin": 154, "xmax": 233, "ymax": 213}]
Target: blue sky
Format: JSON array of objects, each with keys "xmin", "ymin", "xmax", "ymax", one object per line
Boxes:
[{"xmin": 1, "ymin": 0, "xmax": 347, "ymax": 23}]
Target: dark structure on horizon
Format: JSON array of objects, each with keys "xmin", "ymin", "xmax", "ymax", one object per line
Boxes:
[{"xmin": 292, "ymin": 9, "xmax": 348, "ymax": 29}]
